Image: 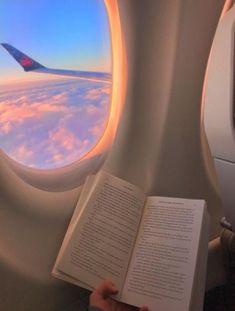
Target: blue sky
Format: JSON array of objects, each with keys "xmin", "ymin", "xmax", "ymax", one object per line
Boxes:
[{"xmin": 0, "ymin": 0, "xmax": 111, "ymax": 84}]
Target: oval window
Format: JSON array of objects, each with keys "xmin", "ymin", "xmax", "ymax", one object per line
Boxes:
[{"xmin": 0, "ymin": 0, "xmax": 112, "ymax": 169}]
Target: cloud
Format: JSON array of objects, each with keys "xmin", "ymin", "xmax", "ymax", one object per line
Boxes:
[
  {"xmin": 48, "ymin": 125, "xmax": 88, "ymax": 151},
  {"xmin": 85, "ymin": 104, "xmax": 100, "ymax": 115},
  {"xmin": 1, "ymin": 121, "xmax": 12, "ymax": 134},
  {"xmin": 0, "ymin": 85, "xmax": 71, "ymax": 135},
  {"xmin": 88, "ymin": 125, "xmax": 105, "ymax": 138},
  {"xmin": 0, "ymin": 103, "xmax": 40, "ymax": 131},
  {"xmin": 43, "ymin": 124, "xmax": 91, "ymax": 167},
  {"xmin": 31, "ymin": 101, "xmax": 69, "ymax": 113},
  {"xmin": 85, "ymin": 85, "xmax": 111, "ymax": 100},
  {"xmin": 0, "ymin": 78, "xmax": 111, "ymax": 168},
  {"xmin": 11, "ymin": 145, "xmax": 34, "ymax": 161},
  {"xmin": 51, "ymin": 92, "xmax": 68, "ymax": 101}
]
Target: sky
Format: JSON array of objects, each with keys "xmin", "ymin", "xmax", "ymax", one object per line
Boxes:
[
  {"xmin": 0, "ymin": 0, "xmax": 111, "ymax": 84},
  {"xmin": 0, "ymin": 0, "xmax": 112, "ymax": 169}
]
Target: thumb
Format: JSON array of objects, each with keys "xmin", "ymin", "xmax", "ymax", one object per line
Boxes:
[{"xmin": 96, "ymin": 279, "xmax": 119, "ymax": 298}]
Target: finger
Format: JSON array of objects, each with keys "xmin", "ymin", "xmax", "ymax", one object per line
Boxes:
[
  {"xmin": 140, "ymin": 306, "xmax": 149, "ymax": 311},
  {"xmin": 96, "ymin": 279, "xmax": 119, "ymax": 297}
]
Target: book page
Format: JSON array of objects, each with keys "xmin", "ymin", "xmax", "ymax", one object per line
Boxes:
[
  {"xmin": 52, "ymin": 174, "xmax": 96, "ymax": 286},
  {"xmin": 121, "ymin": 197, "xmax": 206, "ymax": 311},
  {"xmin": 56, "ymin": 171, "xmax": 145, "ymax": 292},
  {"xmin": 189, "ymin": 212, "xmax": 209, "ymax": 311}
]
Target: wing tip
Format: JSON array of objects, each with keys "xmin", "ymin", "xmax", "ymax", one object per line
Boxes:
[
  {"xmin": 1, "ymin": 43, "xmax": 45, "ymax": 71},
  {"xmin": 1, "ymin": 43, "xmax": 9, "ymax": 48}
]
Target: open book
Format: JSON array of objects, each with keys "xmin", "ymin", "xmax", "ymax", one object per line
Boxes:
[{"xmin": 52, "ymin": 171, "xmax": 209, "ymax": 311}]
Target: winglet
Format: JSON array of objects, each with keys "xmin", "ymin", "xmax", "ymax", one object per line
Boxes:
[{"xmin": 1, "ymin": 43, "xmax": 45, "ymax": 72}]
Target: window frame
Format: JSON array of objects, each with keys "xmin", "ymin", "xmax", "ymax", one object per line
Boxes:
[{"xmin": 1, "ymin": 0, "xmax": 126, "ymax": 192}]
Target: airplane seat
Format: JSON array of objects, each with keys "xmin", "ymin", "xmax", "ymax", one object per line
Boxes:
[
  {"xmin": 203, "ymin": 0, "xmax": 235, "ymax": 292},
  {"xmin": 204, "ymin": 3, "xmax": 235, "ymax": 232},
  {"xmin": 0, "ymin": 0, "xmax": 233, "ymax": 310}
]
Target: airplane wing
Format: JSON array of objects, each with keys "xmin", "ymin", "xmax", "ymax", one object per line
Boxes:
[{"xmin": 1, "ymin": 43, "xmax": 111, "ymax": 83}]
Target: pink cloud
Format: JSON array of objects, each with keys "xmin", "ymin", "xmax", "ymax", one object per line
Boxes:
[
  {"xmin": 102, "ymin": 86, "xmax": 112, "ymax": 94},
  {"xmin": 49, "ymin": 126, "xmax": 88, "ymax": 151},
  {"xmin": 85, "ymin": 104, "xmax": 100, "ymax": 115},
  {"xmin": 1, "ymin": 121, "xmax": 12, "ymax": 134},
  {"xmin": 49, "ymin": 126, "xmax": 77, "ymax": 151},
  {"xmin": 52, "ymin": 153, "xmax": 63, "ymax": 162},
  {"xmin": 52, "ymin": 92, "xmax": 68, "ymax": 101},
  {"xmin": 0, "ymin": 94, "xmax": 69, "ymax": 134},
  {"xmin": 32, "ymin": 102, "xmax": 68, "ymax": 113},
  {"xmin": 85, "ymin": 85, "xmax": 111, "ymax": 100},
  {"xmin": 0, "ymin": 79, "xmax": 111, "ymax": 168},
  {"xmin": 88, "ymin": 124, "xmax": 105, "ymax": 137},
  {"xmin": 0, "ymin": 103, "xmax": 40, "ymax": 126},
  {"xmin": 11, "ymin": 145, "xmax": 33, "ymax": 161},
  {"xmin": 45, "ymin": 125, "xmax": 90, "ymax": 166}
]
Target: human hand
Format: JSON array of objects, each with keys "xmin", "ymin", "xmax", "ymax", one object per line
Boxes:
[{"xmin": 89, "ymin": 279, "xmax": 148, "ymax": 311}]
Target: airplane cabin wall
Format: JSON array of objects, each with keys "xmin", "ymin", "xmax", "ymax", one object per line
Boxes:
[
  {"xmin": 104, "ymin": 0, "xmax": 226, "ymax": 239},
  {"xmin": 0, "ymin": 0, "xmax": 228, "ymax": 310}
]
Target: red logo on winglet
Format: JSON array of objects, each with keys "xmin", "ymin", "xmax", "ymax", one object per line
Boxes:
[{"xmin": 20, "ymin": 57, "xmax": 33, "ymax": 67}]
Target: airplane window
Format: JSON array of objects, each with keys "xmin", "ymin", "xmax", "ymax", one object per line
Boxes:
[{"xmin": 0, "ymin": 0, "xmax": 112, "ymax": 169}]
